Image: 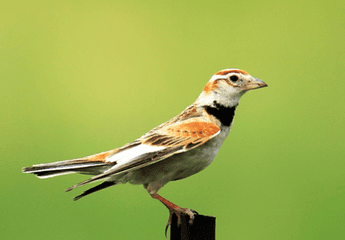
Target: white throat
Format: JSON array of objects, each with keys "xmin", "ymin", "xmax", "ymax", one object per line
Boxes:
[{"xmin": 195, "ymin": 90, "xmax": 244, "ymax": 108}]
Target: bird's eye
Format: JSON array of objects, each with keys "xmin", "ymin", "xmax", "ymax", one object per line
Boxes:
[{"xmin": 230, "ymin": 75, "xmax": 239, "ymax": 82}]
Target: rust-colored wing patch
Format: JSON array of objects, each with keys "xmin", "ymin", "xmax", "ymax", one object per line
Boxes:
[
  {"xmin": 164, "ymin": 122, "xmax": 220, "ymax": 138},
  {"xmin": 143, "ymin": 121, "xmax": 220, "ymax": 150}
]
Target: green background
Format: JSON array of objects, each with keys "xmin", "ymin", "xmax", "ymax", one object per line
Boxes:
[{"xmin": 1, "ymin": 1, "xmax": 344, "ymax": 239}]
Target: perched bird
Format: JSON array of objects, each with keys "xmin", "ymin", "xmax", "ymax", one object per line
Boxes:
[{"xmin": 23, "ymin": 68, "xmax": 267, "ymax": 234}]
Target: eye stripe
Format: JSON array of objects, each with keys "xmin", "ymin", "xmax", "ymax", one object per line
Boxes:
[{"xmin": 203, "ymin": 78, "xmax": 238, "ymax": 93}]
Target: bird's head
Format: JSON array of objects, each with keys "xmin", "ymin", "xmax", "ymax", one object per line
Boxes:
[{"xmin": 195, "ymin": 68, "xmax": 267, "ymax": 108}]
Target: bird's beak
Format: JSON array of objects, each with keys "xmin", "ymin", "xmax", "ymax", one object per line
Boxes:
[{"xmin": 244, "ymin": 78, "xmax": 268, "ymax": 91}]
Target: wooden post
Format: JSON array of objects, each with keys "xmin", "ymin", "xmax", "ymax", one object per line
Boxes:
[{"xmin": 170, "ymin": 213, "xmax": 216, "ymax": 240}]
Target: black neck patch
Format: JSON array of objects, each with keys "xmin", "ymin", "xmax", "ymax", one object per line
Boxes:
[{"xmin": 205, "ymin": 101, "xmax": 237, "ymax": 127}]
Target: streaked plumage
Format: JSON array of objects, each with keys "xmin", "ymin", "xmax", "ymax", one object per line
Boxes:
[{"xmin": 23, "ymin": 68, "xmax": 267, "ymax": 234}]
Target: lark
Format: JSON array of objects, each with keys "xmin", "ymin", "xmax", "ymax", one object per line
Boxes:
[{"xmin": 23, "ymin": 68, "xmax": 267, "ymax": 234}]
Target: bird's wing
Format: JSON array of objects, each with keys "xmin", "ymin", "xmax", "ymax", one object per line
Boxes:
[
  {"xmin": 66, "ymin": 121, "xmax": 220, "ymax": 191},
  {"xmin": 108, "ymin": 120, "xmax": 221, "ymax": 168}
]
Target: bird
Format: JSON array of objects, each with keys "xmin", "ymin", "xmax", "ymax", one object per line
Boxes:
[{"xmin": 23, "ymin": 68, "xmax": 267, "ymax": 235}]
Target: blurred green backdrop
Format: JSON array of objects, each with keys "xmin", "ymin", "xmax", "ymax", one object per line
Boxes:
[{"xmin": 1, "ymin": 0, "xmax": 344, "ymax": 239}]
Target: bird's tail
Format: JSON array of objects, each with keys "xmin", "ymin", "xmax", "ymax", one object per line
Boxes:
[
  {"xmin": 22, "ymin": 158, "xmax": 114, "ymax": 179},
  {"xmin": 22, "ymin": 149, "xmax": 118, "ymax": 179},
  {"xmin": 22, "ymin": 149, "xmax": 124, "ymax": 200}
]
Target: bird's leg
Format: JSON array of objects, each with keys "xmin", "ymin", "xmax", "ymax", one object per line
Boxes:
[{"xmin": 150, "ymin": 193, "xmax": 197, "ymax": 236}]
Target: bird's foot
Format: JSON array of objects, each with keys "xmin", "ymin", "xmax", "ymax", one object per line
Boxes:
[
  {"xmin": 164, "ymin": 207, "xmax": 198, "ymax": 237},
  {"xmin": 149, "ymin": 192, "xmax": 198, "ymax": 237}
]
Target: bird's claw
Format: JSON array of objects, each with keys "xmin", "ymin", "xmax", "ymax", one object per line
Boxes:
[{"xmin": 164, "ymin": 208, "xmax": 198, "ymax": 237}]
